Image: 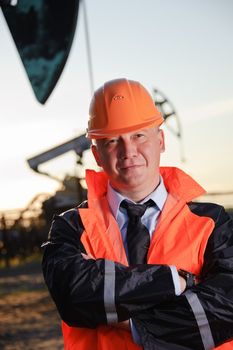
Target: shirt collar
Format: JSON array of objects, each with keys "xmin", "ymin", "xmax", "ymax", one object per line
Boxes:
[{"xmin": 107, "ymin": 176, "xmax": 168, "ymax": 220}]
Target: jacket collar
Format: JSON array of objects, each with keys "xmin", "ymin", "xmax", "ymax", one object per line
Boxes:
[{"xmin": 85, "ymin": 166, "xmax": 206, "ymax": 205}]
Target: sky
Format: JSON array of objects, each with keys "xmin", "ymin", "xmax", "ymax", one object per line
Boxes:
[{"xmin": 0, "ymin": 0, "xmax": 233, "ymax": 212}]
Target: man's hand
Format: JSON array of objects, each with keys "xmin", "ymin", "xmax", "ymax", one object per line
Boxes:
[
  {"xmin": 178, "ymin": 269, "xmax": 197, "ymax": 292},
  {"xmin": 113, "ymin": 320, "xmax": 130, "ymax": 330},
  {"xmin": 81, "ymin": 252, "xmax": 95, "ymax": 260},
  {"xmin": 179, "ymin": 276, "xmax": 186, "ymax": 293}
]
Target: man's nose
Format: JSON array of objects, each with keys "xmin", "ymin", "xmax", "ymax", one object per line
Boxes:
[{"xmin": 118, "ymin": 139, "xmax": 137, "ymax": 159}]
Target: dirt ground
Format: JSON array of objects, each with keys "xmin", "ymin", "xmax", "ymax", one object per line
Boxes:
[{"xmin": 0, "ymin": 259, "xmax": 64, "ymax": 350}]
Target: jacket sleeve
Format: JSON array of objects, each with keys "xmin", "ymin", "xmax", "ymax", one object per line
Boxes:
[
  {"xmin": 42, "ymin": 208, "xmax": 177, "ymax": 328},
  {"xmin": 134, "ymin": 205, "xmax": 233, "ymax": 350}
]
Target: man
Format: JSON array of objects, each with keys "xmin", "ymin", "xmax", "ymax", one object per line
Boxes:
[{"xmin": 42, "ymin": 78, "xmax": 233, "ymax": 350}]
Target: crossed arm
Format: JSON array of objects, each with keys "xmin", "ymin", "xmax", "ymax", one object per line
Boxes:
[{"xmin": 42, "ymin": 207, "xmax": 233, "ymax": 349}]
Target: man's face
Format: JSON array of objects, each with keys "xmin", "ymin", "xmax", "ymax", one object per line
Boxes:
[{"xmin": 91, "ymin": 127, "xmax": 165, "ymax": 200}]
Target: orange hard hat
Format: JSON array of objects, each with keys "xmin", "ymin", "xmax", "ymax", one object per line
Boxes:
[{"xmin": 86, "ymin": 78, "xmax": 164, "ymax": 139}]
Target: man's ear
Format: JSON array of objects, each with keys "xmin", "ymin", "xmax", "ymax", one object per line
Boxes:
[
  {"xmin": 159, "ymin": 129, "xmax": 165, "ymax": 153},
  {"xmin": 91, "ymin": 144, "xmax": 102, "ymax": 167}
]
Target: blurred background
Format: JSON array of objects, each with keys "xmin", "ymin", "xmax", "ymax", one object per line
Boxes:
[
  {"xmin": 1, "ymin": 0, "xmax": 233, "ymax": 265},
  {"xmin": 0, "ymin": 0, "xmax": 233, "ymax": 349},
  {"xmin": 0, "ymin": 0, "xmax": 233, "ymax": 347}
]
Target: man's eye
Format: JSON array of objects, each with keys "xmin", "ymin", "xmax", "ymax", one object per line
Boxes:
[
  {"xmin": 135, "ymin": 133, "xmax": 145, "ymax": 138},
  {"xmin": 105, "ymin": 139, "xmax": 118, "ymax": 146}
]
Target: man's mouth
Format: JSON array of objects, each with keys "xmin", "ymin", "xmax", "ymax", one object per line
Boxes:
[{"xmin": 119, "ymin": 164, "xmax": 144, "ymax": 171}]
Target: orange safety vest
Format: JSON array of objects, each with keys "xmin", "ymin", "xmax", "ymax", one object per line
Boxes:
[{"xmin": 62, "ymin": 167, "xmax": 232, "ymax": 350}]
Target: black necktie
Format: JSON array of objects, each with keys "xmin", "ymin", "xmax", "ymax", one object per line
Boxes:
[{"xmin": 121, "ymin": 199, "xmax": 154, "ymax": 265}]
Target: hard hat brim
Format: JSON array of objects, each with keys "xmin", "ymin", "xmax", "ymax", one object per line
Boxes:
[{"xmin": 86, "ymin": 116, "xmax": 164, "ymax": 139}]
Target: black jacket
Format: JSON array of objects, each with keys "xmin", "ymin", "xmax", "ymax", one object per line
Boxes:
[{"xmin": 42, "ymin": 200, "xmax": 233, "ymax": 350}]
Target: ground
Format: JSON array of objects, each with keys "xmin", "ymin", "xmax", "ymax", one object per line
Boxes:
[{"xmin": 0, "ymin": 259, "xmax": 64, "ymax": 350}]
